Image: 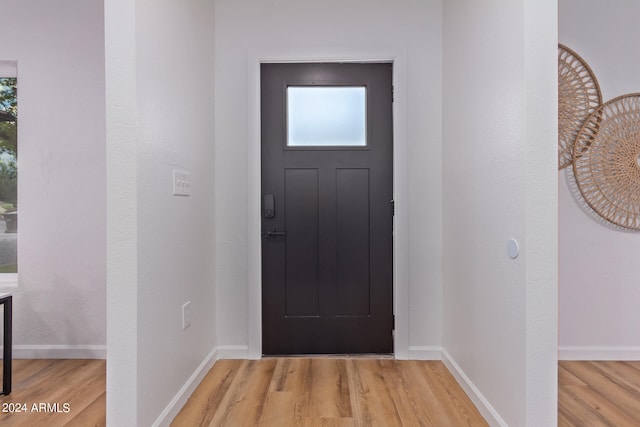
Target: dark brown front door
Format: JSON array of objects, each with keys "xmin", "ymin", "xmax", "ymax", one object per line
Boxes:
[{"xmin": 261, "ymin": 62, "xmax": 393, "ymax": 355}]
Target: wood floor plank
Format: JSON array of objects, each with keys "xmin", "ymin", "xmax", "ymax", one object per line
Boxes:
[
  {"xmin": 559, "ymin": 361, "xmax": 640, "ymax": 427},
  {"xmin": 170, "ymin": 359, "xmax": 243, "ymax": 427},
  {"xmin": 269, "ymin": 358, "xmax": 312, "ymax": 425},
  {"xmin": 5, "ymin": 357, "xmax": 640, "ymax": 426},
  {"xmin": 558, "ymin": 363, "xmax": 586, "ymax": 386},
  {"xmin": 596, "ymin": 361, "xmax": 640, "ymax": 392},
  {"xmin": 174, "ymin": 358, "xmax": 488, "ymax": 427},
  {"xmin": 64, "ymin": 392, "xmax": 106, "ymax": 427},
  {"xmin": 206, "ymin": 359, "xmax": 276, "ymax": 427},
  {"xmin": 5, "ymin": 360, "xmax": 78, "ymax": 402},
  {"xmin": 558, "ymin": 386, "xmax": 611, "ymax": 427},
  {"xmin": 562, "ymin": 384, "xmax": 638, "ymax": 426},
  {"xmin": 347, "ymin": 359, "xmax": 403, "ymax": 426},
  {"xmin": 303, "ymin": 418, "xmax": 355, "ymax": 427},
  {"xmin": 308, "ymin": 358, "xmax": 351, "ymax": 419},
  {"xmin": 257, "ymin": 391, "xmax": 298, "ymax": 427},
  {"xmin": 174, "ymin": 358, "xmax": 640, "ymax": 427},
  {"xmin": 0, "ymin": 359, "xmax": 105, "ymax": 427},
  {"xmin": 420, "ymin": 361, "xmax": 488, "ymax": 426},
  {"xmin": 9, "ymin": 358, "xmax": 639, "ymax": 426},
  {"xmin": 378, "ymin": 360, "xmax": 435, "ymax": 426},
  {"xmin": 626, "ymin": 361, "xmax": 640, "ymax": 371},
  {"xmin": 268, "ymin": 358, "xmax": 292, "ymax": 392},
  {"xmin": 562, "ymin": 361, "xmax": 640, "ymax": 421},
  {"xmin": 2, "ymin": 360, "xmax": 54, "ymax": 388},
  {"xmin": 558, "ymin": 411, "xmax": 576, "ymax": 427}
]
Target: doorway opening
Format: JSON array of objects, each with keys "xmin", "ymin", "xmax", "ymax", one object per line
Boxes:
[{"xmin": 246, "ymin": 50, "xmax": 410, "ymax": 359}]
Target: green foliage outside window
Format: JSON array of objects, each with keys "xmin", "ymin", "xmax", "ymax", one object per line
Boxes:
[
  {"xmin": 0, "ymin": 77, "xmax": 17, "ymax": 210},
  {"xmin": 0, "ymin": 77, "xmax": 17, "ymax": 273}
]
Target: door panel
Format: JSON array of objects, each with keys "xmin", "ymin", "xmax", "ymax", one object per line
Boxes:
[
  {"xmin": 261, "ymin": 62, "xmax": 393, "ymax": 355},
  {"xmin": 284, "ymin": 168, "xmax": 319, "ymax": 317},
  {"xmin": 336, "ymin": 168, "xmax": 370, "ymax": 316}
]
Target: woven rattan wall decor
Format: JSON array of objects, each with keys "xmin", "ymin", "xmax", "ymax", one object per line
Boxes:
[
  {"xmin": 572, "ymin": 93, "xmax": 640, "ymax": 230},
  {"xmin": 558, "ymin": 44, "xmax": 602, "ymax": 170}
]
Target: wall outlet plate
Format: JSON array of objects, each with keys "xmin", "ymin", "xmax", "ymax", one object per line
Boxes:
[
  {"xmin": 173, "ymin": 169, "xmax": 191, "ymax": 196},
  {"xmin": 182, "ymin": 301, "xmax": 191, "ymax": 330}
]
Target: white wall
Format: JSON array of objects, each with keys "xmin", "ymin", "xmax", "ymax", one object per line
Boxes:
[
  {"xmin": 0, "ymin": 0, "xmax": 106, "ymax": 357},
  {"xmin": 106, "ymin": 0, "xmax": 216, "ymax": 425},
  {"xmin": 559, "ymin": 0, "xmax": 640, "ymax": 360},
  {"xmin": 105, "ymin": 0, "xmax": 138, "ymax": 423},
  {"xmin": 442, "ymin": 1, "xmax": 557, "ymax": 425},
  {"xmin": 213, "ymin": 0, "xmax": 443, "ymax": 356}
]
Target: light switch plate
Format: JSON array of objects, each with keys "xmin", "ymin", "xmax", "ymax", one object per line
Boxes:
[{"xmin": 173, "ymin": 169, "xmax": 191, "ymax": 196}]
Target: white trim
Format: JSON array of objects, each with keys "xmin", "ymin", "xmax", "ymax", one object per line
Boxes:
[
  {"xmin": 407, "ymin": 346, "xmax": 442, "ymax": 360},
  {"xmin": 0, "ymin": 61, "xmax": 17, "ymax": 77},
  {"xmin": 0, "ymin": 274, "xmax": 17, "ymax": 288},
  {"xmin": 6, "ymin": 345, "xmax": 106, "ymax": 359},
  {"xmin": 247, "ymin": 46, "xmax": 409, "ymax": 359},
  {"xmin": 441, "ymin": 349, "xmax": 506, "ymax": 427},
  {"xmin": 150, "ymin": 345, "xmax": 261, "ymax": 426},
  {"xmin": 217, "ymin": 345, "xmax": 250, "ymax": 360},
  {"xmin": 247, "ymin": 50, "xmax": 262, "ymax": 360},
  {"xmin": 559, "ymin": 346, "xmax": 640, "ymax": 361},
  {"xmin": 152, "ymin": 346, "xmax": 220, "ymax": 427}
]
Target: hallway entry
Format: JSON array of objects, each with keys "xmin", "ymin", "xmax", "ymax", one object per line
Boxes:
[{"xmin": 261, "ymin": 63, "xmax": 394, "ymax": 355}]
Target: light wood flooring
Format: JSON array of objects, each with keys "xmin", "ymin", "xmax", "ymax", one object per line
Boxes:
[
  {"xmin": 0, "ymin": 359, "xmax": 105, "ymax": 427},
  {"xmin": 2, "ymin": 359, "xmax": 640, "ymax": 426},
  {"xmin": 172, "ymin": 358, "xmax": 488, "ymax": 427},
  {"xmin": 559, "ymin": 361, "xmax": 640, "ymax": 426}
]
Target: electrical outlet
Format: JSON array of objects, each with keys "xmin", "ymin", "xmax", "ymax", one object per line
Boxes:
[
  {"xmin": 182, "ymin": 301, "xmax": 191, "ymax": 330},
  {"xmin": 173, "ymin": 169, "xmax": 191, "ymax": 196}
]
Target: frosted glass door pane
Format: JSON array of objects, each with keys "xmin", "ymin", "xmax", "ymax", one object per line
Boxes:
[{"xmin": 287, "ymin": 86, "xmax": 366, "ymax": 147}]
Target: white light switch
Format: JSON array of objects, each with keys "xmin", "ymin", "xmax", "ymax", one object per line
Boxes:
[{"xmin": 173, "ymin": 170, "xmax": 191, "ymax": 196}]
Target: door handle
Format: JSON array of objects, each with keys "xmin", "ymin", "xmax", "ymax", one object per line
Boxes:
[{"xmin": 264, "ymin": 228, "xmax": 286, "ymax": 239}]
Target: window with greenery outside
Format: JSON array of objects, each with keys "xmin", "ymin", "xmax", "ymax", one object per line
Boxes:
[{"xmin": 0, "ymin": 77, "xmax": 17, "ymax": 274}]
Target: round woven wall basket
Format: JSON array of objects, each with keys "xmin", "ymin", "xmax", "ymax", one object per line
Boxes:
[
  {"xmin": 573, "ymin": 93, "xmax": 640, "ymax": 230},
  {"xmin": 558, "ymin": 44, "xmax": 602, "ymax": 170}
]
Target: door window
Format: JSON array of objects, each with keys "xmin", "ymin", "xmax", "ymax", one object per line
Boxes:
[{"xmin": 287, "ymin": 86, "xmax": 366, "ymax": 147}]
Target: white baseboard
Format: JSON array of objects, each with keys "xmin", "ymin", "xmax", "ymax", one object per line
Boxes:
[
  {"xmin": 216, "ymin": 344, "xmax": 250, "ymax": 359},
  {"xmin": 441, "ymin": 349, "xmax": 506, "ymax": 427},
  {"xmin": 152, "ymin": 344, "xmax": 251, "ymax": 426},
  {"xmin": 559, "ymin": 346, "xmax": 640, "ymax": 361},
  {"xmin": 2, "ymin": 345, "xmax": 106, "ymax": 359},
  {"xmin": 407, "ymin": 346, "xmax": 442, "ymax": 360},
  {"xmin": 153, "ymin": 346, "xmax": 220, "ymax": 427}
]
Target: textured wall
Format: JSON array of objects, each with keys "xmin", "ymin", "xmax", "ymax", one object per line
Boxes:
[
  {"xmin": 443, "ymin": 0, "xmax": 557, "ymax": 424},
  {"xmin": 0, "ymin": 0, "xmax": 106, "ymax": 355},
  {"xmin": 559, "ymin": 0, "xmax": 640, "ymax": 359},
  {"xmin": 106, "ymin": 0, "xmax": 216, "ymax": 424},
  {"xmin": 213, "ymin": 0, "xmax": 444, "ymax": 354}
]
